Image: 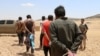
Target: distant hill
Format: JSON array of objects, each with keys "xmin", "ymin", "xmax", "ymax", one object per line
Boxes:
[
  {"xmin": 86, "ymin": 14, "xmax": 100, "ymax": 19},
  {"xmin": 36, "ymin": 14, "xmax": 100, "ymax": 21},
  {"xmin": 36, "ymin": 17, "xmax": 80, "ymax": 21}
]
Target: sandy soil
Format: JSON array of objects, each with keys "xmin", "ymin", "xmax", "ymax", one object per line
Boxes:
[{"xmin": 0, "ymin": 19, "xmax": 100, "ymax": 56}]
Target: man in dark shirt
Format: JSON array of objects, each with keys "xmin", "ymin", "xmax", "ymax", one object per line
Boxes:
[{"xmin": 49, "ymin": 6, "xmax": 83, "ymax": 56}]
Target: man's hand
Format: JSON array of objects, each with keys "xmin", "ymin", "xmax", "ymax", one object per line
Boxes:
[
  {"xmin": 73, "ymin": 53, "xmax": 76, "ymax": 56},
  {"xmin": 63, "ymin": 49, "xmax": 74, "ymax": 56},
  {"xmin": 63, "ymin": 53, "xmax": 68, "ymax": 56},
  {"xmin": 65, "ymin": 50, "xmax": 76, "ymax": 56},
  {"xmin": 67, "ymin": 50, "xmax": 73, "ymax": 56}
]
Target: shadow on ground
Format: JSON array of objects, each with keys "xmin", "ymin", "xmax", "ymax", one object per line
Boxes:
[
  {"xmin": 14, "ymin": 40, "xmax": 18, "ymax": 42},
  {"xmin": 17, "ymin": 52, "xmax": 34, "ymax": 56},
  {"xmin": 34, "ymin": 47, "xmax": 42, "ymax": 51},
  {"xmin": 11, "ymin": 44, "xmax": 20, "ymax": 46}
]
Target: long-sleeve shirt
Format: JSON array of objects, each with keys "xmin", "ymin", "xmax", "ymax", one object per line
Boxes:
[{"xmin": 49, "ymin": 18, "xmax": 83, "ymax": 56}]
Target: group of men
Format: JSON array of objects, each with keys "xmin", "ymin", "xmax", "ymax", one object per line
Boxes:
[
  {"xmin": 16, "ymin": 15, "xmax": 35, "ymax": 55},
  {"xmin": 16, "ymin": 5, "xmax": 88, "ymax": 56}
]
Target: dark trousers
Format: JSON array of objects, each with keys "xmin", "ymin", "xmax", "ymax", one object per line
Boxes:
[
  {"xmin": 26, "ymin": 46, "xmax": 34, "ymax": 53},
  {"xmin": 17, "ymin": 32, "xmax": 24, "ymax": 44},
  {"xmin": 40, "ymin": 32, "xmax": 44, "ymax": 47},
  {"xmin": 43, "ymin": 46, "xmax": 51, "ymax": 56}
]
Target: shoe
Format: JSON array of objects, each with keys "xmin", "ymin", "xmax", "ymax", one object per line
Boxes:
[
  {"xmin": 31, "ymin": 53, "xmax": 34, "ymax": 56},
  {"xmin": 25, "ymin": 51, "xmax": 29, "ymax": 55},
  {"xmin": 20, "ymin": 43, "xmax": 24, "ymax": 46}
]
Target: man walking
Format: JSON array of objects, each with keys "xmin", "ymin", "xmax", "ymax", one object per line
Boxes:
[
  {"xmin": 39, "ymin": 16, "xmax": 46, "ymax": 48},
  {"xmin": 79, "ymin": 19, "xmax": 88, "ymax": 51},
  {"xmin": 24, "ymin": 15, "xmax": 35, "ymax": 55},
  {"xmin": 16, "ymin": 17, "xmax": 25, "ymax": 46},
  {"xmin": 49, "ymin": 6, "xmax": 83, "ymax": 56},
  {"xmin": 42, "ymin": 15, "xmax": 53, "ymax": 56}
]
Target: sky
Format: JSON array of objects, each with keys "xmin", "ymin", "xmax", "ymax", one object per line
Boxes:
[{"xmin": 0, "ymin": 0, "xmax": 100, "ymax": 20}]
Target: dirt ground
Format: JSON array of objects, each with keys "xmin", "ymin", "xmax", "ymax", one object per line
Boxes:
[{"xmin": 0, "ymin": 19, "xmax": 100, "ymax": 56}]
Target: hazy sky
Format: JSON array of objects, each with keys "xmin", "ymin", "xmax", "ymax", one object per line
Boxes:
[{"xmin": 0, "ymin": 0, "xmax": 100, "ymax": 20}]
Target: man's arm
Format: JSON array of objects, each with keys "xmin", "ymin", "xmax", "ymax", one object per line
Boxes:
[
  {"xmin": 49, "ymin": 23, "xmax": 68, "ymax": 53},
  {"xmin": 84, "ymin": 24, "xmax": 88, "ymax": 34},
  {"xmin": 20, "ymin": 22, "xmax": 25, "ymax": 32},
  {"xmin": 42, "ymin": 25, "xmax": 49, "ymax": 41},
  {"xmin": 70, "ymin": 24, "xmax": 83, "ymax": 53},
  {"xmin": 85, "ymin": 24, "xmax": 88, "ymax": 30},
  {"xmin": 24, "ymin": 20, "xmax": 31, "ymax": 33}
]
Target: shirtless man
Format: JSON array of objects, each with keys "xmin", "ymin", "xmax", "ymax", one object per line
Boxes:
[
  {"xmin": 24, "ymin": 15, "xmax": 35, "ymax": 55},
  {"xmin": 79, "ymin": 19, "xmax": 88, "ymax": 51},
  {"xmin": 16, "ymin": 17, "xmax": 25, "ymax": 46}
]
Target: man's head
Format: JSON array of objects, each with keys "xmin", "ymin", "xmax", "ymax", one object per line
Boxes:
[
  {"xmin": 18, "ymin": 17, "xmax": 22, "ymax": 20},
  {"xmin": 48, "ymin": 15, "xmax": 53, "ymax": 21},
  {"xmin": 42, "ymin": 16, "xmax": 46, "ymax": 21},
  {"xmin": 26, "ymin": 15, "xmax": 31, "ymax": 19},
  {"xmin": 54, "ymin": 5, "xmax": 65, "ymax": 19},
  {"xmin": 81, "ymin": 19, "xmax": 85, "ymax": 24}
]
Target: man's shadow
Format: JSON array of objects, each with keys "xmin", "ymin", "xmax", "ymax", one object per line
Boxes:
[
  {"xmin": 17, "ymin": 52, "xmax": 34, "ymax": 56},
  {"xmin": 34, "ymin": 47, "xmax": 42, "ymax": 51},
  {"xmin": 11, "ymin": 44, "xmax": 19, "ymax": 46},
  {"xmin": 11, "ymin": 40, "xmax": 19, "ymax": 46},
  {"xmin": 14, "ymin": 40, "xmax": 18, "ymax": 42},
  {"xmin": 11, "ymin": 44, "xmax": 24, "ymax": 46}
]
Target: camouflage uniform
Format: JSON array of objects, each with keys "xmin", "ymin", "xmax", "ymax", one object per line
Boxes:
[{"xmin": 79, "ymin": 23, "xmax": 88, "ymax": 50}]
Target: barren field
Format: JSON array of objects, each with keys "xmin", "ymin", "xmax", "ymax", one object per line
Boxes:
[{"xmin": 0, "ymin": 19, "xmax": 100, "ymax": 56}]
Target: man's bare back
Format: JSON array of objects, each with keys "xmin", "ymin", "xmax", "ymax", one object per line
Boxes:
[
  {"xmin": 16, "ymin": 20, "xmax": 25, "ymax": 33},
  {"xmin": 24, "ymin": 19, "xmax": 35, "ymax": 34}
]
